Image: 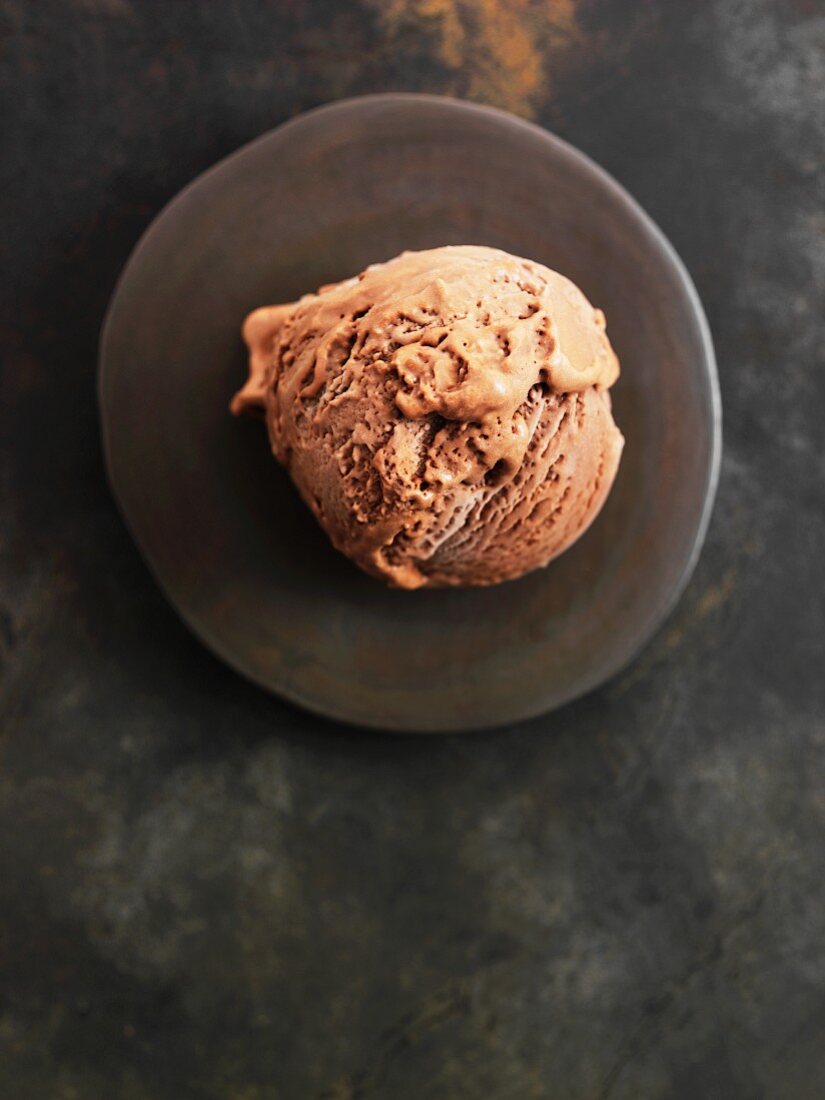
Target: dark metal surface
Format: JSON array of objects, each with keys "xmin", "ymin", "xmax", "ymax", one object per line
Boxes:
[
  {"xmin": 2, "ymin": 0, "xmax": 824, "ymax": 1095},
  {"xmin": 100, "ymin": 94, "xmax": 719, "ymax": 732}
]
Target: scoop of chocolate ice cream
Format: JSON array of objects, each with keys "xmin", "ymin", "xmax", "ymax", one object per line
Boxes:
[{"xmin": 232, "ymin": 245, "xmax": 623, "ymax": 589}]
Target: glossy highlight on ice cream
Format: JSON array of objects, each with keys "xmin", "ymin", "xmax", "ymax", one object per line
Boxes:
[{"xmin": 231, "ymin": 246, "xmax": 624, "ymax": 589}]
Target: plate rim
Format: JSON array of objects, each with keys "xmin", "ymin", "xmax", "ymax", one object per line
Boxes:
[{"xmin": 99, "ymin": 92, "xmax": 722, "ymax": 733}]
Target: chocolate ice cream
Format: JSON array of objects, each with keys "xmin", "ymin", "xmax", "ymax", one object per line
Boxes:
[{"xmin": 232, "ymin": 246, "xmax": 623, "ymax": 589}]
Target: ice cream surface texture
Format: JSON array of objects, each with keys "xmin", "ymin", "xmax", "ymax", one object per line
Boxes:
[{"xmin": 231, "ymin": 245, "xmax": 624, "ymax": 589}]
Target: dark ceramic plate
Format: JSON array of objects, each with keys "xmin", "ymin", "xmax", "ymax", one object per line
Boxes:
[{"xmin": 99, "ymin": 94, "xmax": 720, "ymax": 733}]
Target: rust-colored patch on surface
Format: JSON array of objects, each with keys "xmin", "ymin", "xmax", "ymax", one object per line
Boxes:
[
  {"xmin": 367, "ymin": 0, "xmax": 582, "ymax": 116},
  {"xmin": 693, "ymin": 567, "xmax": 737, "ymax": 620},
  {"xmin": 612, "ymin": 568, "xmax": 738, "ymax": 697},
  {"xmin": 657, "ymin": 567, "xmax": 737, "ymax": 655}
]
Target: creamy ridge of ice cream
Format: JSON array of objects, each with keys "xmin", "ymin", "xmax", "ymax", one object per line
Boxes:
[{"xmin": 232, "ymin": 245, "xmax": 624, "ymax": 589}]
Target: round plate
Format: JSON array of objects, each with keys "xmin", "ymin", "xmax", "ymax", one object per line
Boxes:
[{"xmin": 99, "ymin": 94, "xmax": 720, "ymax": 733}]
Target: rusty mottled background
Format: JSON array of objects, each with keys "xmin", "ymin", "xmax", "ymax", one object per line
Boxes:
[{"xmin": 1, "ymin": 1, "xmax": 824, "ymax": 1097}]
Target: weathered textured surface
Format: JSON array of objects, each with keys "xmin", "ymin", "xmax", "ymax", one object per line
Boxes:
[{"xmin": 1, "ymin": 1, "xmax": 823, "ymax": 1097}]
